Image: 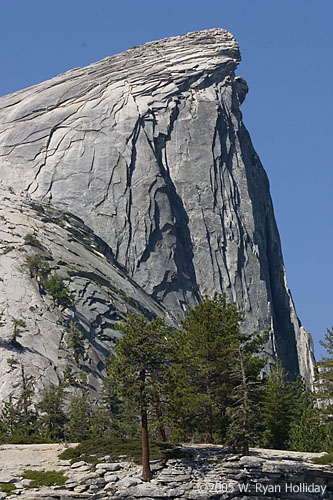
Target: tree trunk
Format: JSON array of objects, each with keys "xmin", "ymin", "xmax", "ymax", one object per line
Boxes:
[
  {"xmin": 239, "ymin": 348, "xmax": 250, "ymax": 456},
  {"xmin": 151, "ymin": 372, "xmax": 166, "ymax": 441},
  {"xmin": 205, "ymin": 371, "xmax": 215, "ymax": 444},
  {"xmin": 205, "ymin": 403, "xmax": 214, "ymax": 444},
  {"xmin": 140, "ymin": 370, "xmax": 152, "ymax": 482},
  {"xmin": 141, "ymin": 407, "xmax": 152, "ymax": 481}
]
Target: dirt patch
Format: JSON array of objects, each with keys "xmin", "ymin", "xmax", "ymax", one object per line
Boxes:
[{"xmin": 0, "ymin": 443, "xmax": 77, "ymax": 477}]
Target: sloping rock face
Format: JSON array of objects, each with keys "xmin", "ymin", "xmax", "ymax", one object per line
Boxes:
[
  {"xmin": 0, "ymin": 28, "xmax": 315, "ymax": 387},
  {"xmin": 0, "ymin": 190, "xmax": 166, "ymax": 402}
]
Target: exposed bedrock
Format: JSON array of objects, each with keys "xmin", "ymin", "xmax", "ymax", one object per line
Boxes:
[{"xmin": 0, "ymin": 28, "xmax": 315, "ymax": 385}]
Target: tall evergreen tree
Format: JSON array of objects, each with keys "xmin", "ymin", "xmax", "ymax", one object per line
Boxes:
[
  {"xmin": 90, "ymin": 369, "xmax": 139, "ymax": 439},
  {"xmin": 66, "ymin": 390, "xmax": 93, "ymax": 441},
  {"xmin": 109, "ymin": 314, "xmax": 171, "ymax": 481},
  {"xmin": 261, "ymin": 359, "xmax": 294, "ymax": 450},
  {"xmin": 168, "ymin": 294, "xmax": 243, "ymax": 443},
  {"xmin": 37, "ymin": 384, "xmax": 67, "ymax": 441},
  {"xmin": 226, "ymin": 330, "xmax": 267, "ymax": 455},
  {"xmin": 315, "ymin": 328, "xmax": 333, "ymax": 418},
  {"xmin": 0, "ymin": 396, "xmax": 21, "ymax": 437},
  {"xmin": 288, "ymin": 375, "xmax": 324, "ymax": 452}
]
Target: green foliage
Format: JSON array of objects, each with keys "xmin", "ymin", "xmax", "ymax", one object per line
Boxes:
[
  {"xmin": 226, "ymin": 330, "xmax": 267, "ymax": 454},
  {"xmin": 109, "ymin": 314, "xmax": 172, "ymax": 480},
  {"xmin": 24, "ymin": 233, "xmax": 42, "ymax": 248},
  {"xmin": 0, "ymin": 483, "xmax": 15, "ymax": 493},
  {"xmin": 0, "ymin": 434, "xmax": 54, "ymax": 444},
  {"xmin": 110, "ymin": 314, "xmax": 171, "ymax": 410},
  {"xmin": 63, "ymin": 363, "xmax": 77, "ymax": 386},
  {"xmin": 288, "ymin": 376, "xmax": 325, "ymax": 452},
  {"xmin": 261, "ymin": 359, "xmax": 294, "ymax": 449},
  {"xmin": 0, "ymin": 366, "xmax": 36, "ymax": 438},
  {"xmin": 311, "ymin": 452, "xmax": 333, "ymax": 465},
  {"xmin": 89, "ymin": 371, "xmax": 138, "ymax": 439},
  {"xmin": 7, "ymin": 358, "xmax": 18, "ymax": 370},
  {"xmin": 37, "ymin": 384, "xmax": 68, "ymax": 441},
  {"xmin": 22, "ymin": 470, "xmax": 68, "ymax": 487},
  {"xmin": 44, "ymin": 273, "xmax": 74, "ymax": 309},
  {"xmin": 58, "ymin": 437, "xmax": 176, "ymax": 464},
  {"xmin": 25, "ymin": 254, "xmax": 50, "ymax": 280},
  {"xmin": 315, "ymin": 328, "xmax": 333, "ymax": 418},
  {"xmin": 166, "ymin": 293, "xmax": 244, "ymax": 443},
  {"xmin": 0, "ymin": 396, "xmax": 21, "ymax": 436},
  {"xmin": 66, "ymin": 391, "xmax": 93, "ymax": 442},
  {"xmin": 11, "ymin": 318, "xmax": 26, "ymax": 342},
  {"xmin": 66, "ymin": 321, "xmax": 85, "ymax": 365}
]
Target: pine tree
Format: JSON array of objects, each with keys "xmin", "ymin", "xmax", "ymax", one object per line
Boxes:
[
  {"xmin": 66, "ymin": 390, "xmax": 93, "ymax": 441},
  {"xmin": 261, "ymin": 359, "xmax": 294, "ymax": 449},
  {"xmin": 44, "ymin": 273, "xmax": 74, "ymax": 309},
  {"xmin": 0, "ymin": 396, "xmax": 21, "ymax": 437},
  {"xmin": 168, "ymin": 294, "xmax": 243, "ymax": 443},
  {"xmin": 315, "ymin": 328, "xmax": 333, "ymax": 418},
  {"xmin": 25, "ymin": 254, "xmax": 50, "ymax": 281},
  {"xmin": 17, "ymin": 365, "xmax": 36, "ymax": 435},
  {"xmin": 67, "ymin": 321, "xmax": 85, "ymax": 366},
  {"xmin": 37, "ymin": 384, "xmax": 67, "ymax": 440},
  {"xmin": 90, "ymin": 368, "xmax": 138, "ymax": 439},
  {"xmin": 226, "ymin": 330, "xmax": 267, "ymax": 455},
  {"xmin": 288, "ymin": 375, "xmax": 324, "ymax": 452},
  {"xmin": 109, "ymin": 314, "xmax": 171, "ymax": 481}
]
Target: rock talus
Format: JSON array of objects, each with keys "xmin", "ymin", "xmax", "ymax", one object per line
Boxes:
[{"xmin": 0, "ymin": 28, "xmax": 315, "ymax": 399}]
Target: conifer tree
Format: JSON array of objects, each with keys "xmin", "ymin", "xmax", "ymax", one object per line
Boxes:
[
  {"xmin": 25, "ymin": 254, "xmax": 50, "ymax": 281},
  {"xmin": 109, "ymin": 314, "xmax": 171, "ymax": 481},
  {"xmin": 44, "ymin": 273, "xmax": 74, "ymax": 309},
  {"xmin": 37, "ymin": 384, "xmax": 67, "ymax": 440},
  {"xmin": 109, "ymin": 314, "xmax": 170, "ymax": 481},
  {"xmin": 288, "ymin": 375, "xmax": 324, "ymax": 452},
  {"xmin": 261, "ymin": 359, "xmax": 294, "ymax": 449},
  {"xmin": 67, "ymin": 321, "xmax": 85, "ymax": 366},
  {"xmin": 168, "ymin": 294, "xmax": 243, "ymax": 443},
  {"xmin": 91, "ymin": 367, "xmax": 138, "ymax": 439},
  {"xmin": 226, "ymin": 330, "xmax": 267, "ymax": 455},
  {"xmin": 316, "ymin": 328, "xmax": 333, "ymax": 418},
  {"xmin": 0, "ymin": 396, "xmax": 21, "ymax": 437},
  {"xmin": 66, "ymin": 390, "xmax": 93, "ymax": 441}
]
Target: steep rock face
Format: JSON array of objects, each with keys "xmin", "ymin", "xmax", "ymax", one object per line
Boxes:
[
  {"xmin": 0, "ymin": 189, "xmax": 166, "ymax": 403},
  {"xmin": 0, "ymin": 29, "xmax": 315, "ymax": 384}
]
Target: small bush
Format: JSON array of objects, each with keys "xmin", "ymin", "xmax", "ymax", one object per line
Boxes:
[
  {"xmin": 22, "ymin": 470, "xmax": 68, "ymax": 487},
  {"xmin": 25, "ymin": 254, "xmax": 50, "ymax": 280},
  {"xmin": 24, "ymin": 233, "xmax": 42, "ymax": 249},
  {"xmin": 58, "ymin": 437, "xmax": 183, "ymax": 464},
  {"xmin": 44, "ymin": 273, "xmax": 74, "ymax": 309},
  {"xmin": 0, "ymin": 482, "xmax": 15, "ymax": 493},
  {"xmin": 0, "ymin": 434, "xmax": 55, "ymax": 445},
  {"xmin": 311, "ymin": 452, "xmax": 333, "ymax": 465},
  {"xmin": 12, "ymin": 318, "xmax": 26, "ymax": 338}
]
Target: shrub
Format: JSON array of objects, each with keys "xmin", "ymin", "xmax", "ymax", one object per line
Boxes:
[
  {"xmin": 44, "ymin": 273, "xmax": 74, "ymax": 309},
  {"xmin": 311, "ymin": 452, "xmax": 333, "ymax": 465},
  {"xmin": 58, "ymin": 437, "xmax": 180, "ymax": 464},
  {"xmin": 25, "ymin": 255, "xmax": 50, "ymax": 280},
  {"xmin": 12, "ymin": 318, "xmax": 26, "ymax": 337},
  {"xmin": 0, "ymin": 483, "xmax": 15, "ymax": 493},
  {"xmin": 23, "ymin": 233, "xmax": 42, "ymax": 249},
  {"xmin": 22, "ymin": 470, "xmax": 68, "ymax": 487}
]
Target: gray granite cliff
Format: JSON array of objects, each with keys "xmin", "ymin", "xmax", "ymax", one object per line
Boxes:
[{"xmin": 0, "ymin": 28, "xmax": 315, "ymax": 400}]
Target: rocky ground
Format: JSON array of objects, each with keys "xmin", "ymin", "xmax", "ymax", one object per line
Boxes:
[{"xmin": 0, "ymin": 443, "xmax": 332, "ymax": 499}]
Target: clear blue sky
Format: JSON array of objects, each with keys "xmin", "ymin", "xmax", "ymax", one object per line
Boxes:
[{"xmin": 1, "ymin": 0, "xmax": 332, "ymax": 358}]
